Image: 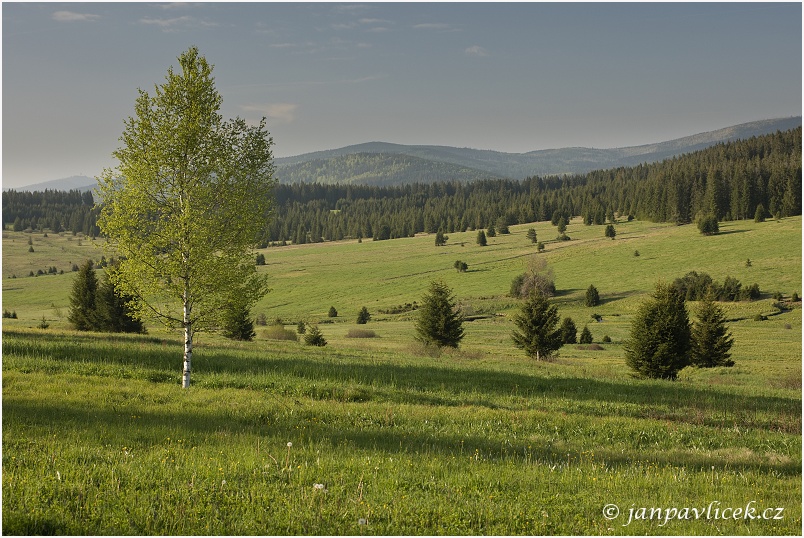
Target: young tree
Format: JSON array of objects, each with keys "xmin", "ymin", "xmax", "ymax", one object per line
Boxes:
[
  {"xmin": 690, "ymin": 296, "xmax": 734, "ymax": 367},
  {"xmin": 415, "ymin": 280, "xmax": 465, "ymax": 348},
  {"xmin": 511, "ymin": 290, "xmax": 562, "ymax": 360},
  {"xmin": 304, "ymin": 325, "xmax": 327, "ymax": 347},
  {"xmin": 97, "ymin": 47, "xmax": 275, "ymax": 388},
  {"xmin": 221, "ymin": 302, "xmax": 256, "ymax": 341},
  {"xmin": 328, "ymin": 306, "xmax": 338, "ymax": 318},
  {"xmin": 560, "ymin": 317, "xmax": 577, "ymax": 344},
  {"xmin": 697, "ymin": 213, "xmax": 719, "ymax": 235},
  {"xmin": 754, "ymin": 204, "xmax": 766, "ymax": 223},
  {"xmin": 585, "ymin": 284, "xmax": 600, "ymax": 307},
  {"xmin": 510, "ymin": 256, "xmax": 556, "ymax": 299},
  {"xmin": 557, "ymin": 217, "xmax": 567, "ymax": 234},
  {"xmin": 96, "ymin": 267, "xmax": 145, "ymax": 334},
  {"xmin": 357, "ymin": 306, "xmax": 371, "ymax": 324},
  {"xmin": 604, "ymin": 224, "xmax": 616, "ymax": 239},
  {"xmin": 476, "ymin": 229, "xmax": 487, "ymax": 246},
  {"xmin": 624, "ymin": 283, "xmax": 692, "ymax": 380},
  {"xmin": 454, "ymin": 260, "xmax": 468, "ymax": 273},
  {"xmin": 434, "ymin": 230, "xmax": 448, "ymax": 246},
  {"xmin": 68, "ymin": 259, "xmax": 99, "ymax": 331},
  {"xmin": 579, "ymin": 326, "xmax": 593, "ymax": 344},
  {"xmin": 486, "ymin": 225, "xmax": 496, "ymax": 237},
  {"xmin": 526, "ymin": 228, "xmax": 537, "ymax": 244}
]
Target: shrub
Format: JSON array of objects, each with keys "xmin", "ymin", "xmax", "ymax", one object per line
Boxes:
[
  {"xmin": 297, "ymin": 320, "xmax": 307, "ymax": 334},
  {"xmin": 255, "ymin": 313, "xmax": 267, "ymax": 326},
  {"xmin": 454, "ymin": 260, "xmax": 468, "ymax": 273},
  {"xmin": 634, "ymin": 250, "xmax": 640, "ymax": 257},
  {"xmin": 328, "ymin": 306, "xmax": 338, "ymax": 318},
  {"xmin": 579, "ymin": 326, "xmax": 593, "ymax": 344},
  {"xmin": 697, "ymin": 214, "xmax": 719, "ymax": 235},
  {"xmin": 556, "ymin": 233, "xmax": 571, "ymax": 241},
  {"xmin": 510, "ymin": 257, "xmax": 556, "ymax": 299},
  {"xmin": 304, "ymin": 326, "xmax": 327, "ymax": 346},
  {"xmin": 255, "ymin": 253, "xmax": 266, "ymax": 265},
  {"xmin": 347, "ymin": 328, "xmax": 377, "ymax": 338},
  {"xmin": 793, "ymin": 292, "xmax": 800, "ymax": 302},
  {"xmin": 602, "ymin": 335, "xmax": 611, "ymax": 343},
  {"xmin": 263, "ymin": 325, "xmax": 298, "ymax": 341}
]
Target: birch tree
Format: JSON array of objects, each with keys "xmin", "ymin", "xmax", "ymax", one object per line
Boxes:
[{"xmin": 97, "ymin": 47, "xmax": 275, "ymax": 388}]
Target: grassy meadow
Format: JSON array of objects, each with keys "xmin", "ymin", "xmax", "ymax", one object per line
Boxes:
[{"xmin": 2, "ymin": 216, "xmax": 802, "ymax": 534}]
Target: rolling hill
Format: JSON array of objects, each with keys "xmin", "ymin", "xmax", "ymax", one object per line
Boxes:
[
  {"xmin": 6, "ymin": 117, "xmax": 800, "ymax": 190},
  {"xmin": 274, "ymin": 117, "xmax": 801, "ymax": 184}
]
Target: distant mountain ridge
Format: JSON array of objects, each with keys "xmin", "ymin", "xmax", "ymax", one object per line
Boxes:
[
  {"xmin": 7, "ymin": 117, "xmax": 800, "ymax": 190},
  {"xmin": 275, "ymin": 117, "xmax": 801, "ymax": 184}
]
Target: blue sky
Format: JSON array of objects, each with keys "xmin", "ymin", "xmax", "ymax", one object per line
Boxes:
[{"xmin": 2, "ymin": 2, "xmax": 801, "ymax": 187}]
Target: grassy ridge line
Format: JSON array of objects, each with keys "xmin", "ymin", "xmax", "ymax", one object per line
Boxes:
[{"xmin": 2, "ymin": 328, "xmax": 801, "ymax": 534}]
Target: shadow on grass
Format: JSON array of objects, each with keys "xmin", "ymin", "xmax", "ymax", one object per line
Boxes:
[
  {"xmin": 3, "ymin": 330, "xmax": 801, "ymax": 436},
  {"xmin": 4, "ymin": 395, "xmax": 800, "ymax": 478}
]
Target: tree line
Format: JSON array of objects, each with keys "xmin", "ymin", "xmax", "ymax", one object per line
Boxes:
[
  {"xmin": 263, "ymin": 127, "xmax": 800, "ymax": 244},
  {"xmin": 2, "ymin": 189, "xmax": 100, "ymax": 236},
  {"xmin": 3, "ymin": 128, "xmax": 800, "ymax": 243}
]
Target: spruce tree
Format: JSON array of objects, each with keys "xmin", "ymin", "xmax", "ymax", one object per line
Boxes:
[
  {"xmin": 68, "ymin": 259, "xmax": 99, "ymax": 331},
  {"xmin": 415, "ymin": 280, "xmax": 464, "ymax": 348},
  {"xmin": 221, "ymin": 302, "xmax": 256, "ymax": 341},
  {"xmin": 476, "ymin": 229, "xmax": 487, "ymax": 246},
  {"xmin": 357, "ymin": 306, "xmax": 371, "ymax": 324},
  {"xmin": 604, "ymin": 224, "xmax": 616, "ymax": 239},
  {"xmin": 560, "ymin": 317, "xmax": 577, "ymax": 344},
  {"xmin": 690, "ymin": 296, "xmax": 734, "ymax": 367},
  {"xmin": 579, "ymin": 326, "xmax": 593, "ymax": 344},
  {"xmin": 96, "ymin": 269, "xmax": 145, "ymax": 334},
  {"xmin": 624, "ymin": 283, "xmax": 692, "ymax": 380},
  {"xmin": 585, "ymin": 284, "xmax": 600, "ymax": 307},
  {"xmin": 510, "ymin": 290, "xmax": 562, "ymax": 360}
]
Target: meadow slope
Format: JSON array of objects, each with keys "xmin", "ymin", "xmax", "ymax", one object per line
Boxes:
[{"xmin": 2, "ymin": 216, "xmax": 801, "ymax": 534}]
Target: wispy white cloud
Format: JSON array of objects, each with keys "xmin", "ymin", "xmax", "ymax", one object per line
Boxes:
[
  {"xmin": 241, "ymin": 103, "xmax": 298, "ymax": 125},
  {"xmin": 465, "ymin": 45, "xmax": 490, "ymax": 57},
  {"xmin": 138, "ymin": 15, "xmax": 217, "ymax": 31},
  {"xmin": 52, "ymin": 10, "xmax": 101, "ymax": 22}
]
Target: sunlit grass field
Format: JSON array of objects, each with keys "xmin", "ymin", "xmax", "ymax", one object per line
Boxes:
[{"xmin": 2, "ymin": 216, "xmax": 801, "ymax": 534}]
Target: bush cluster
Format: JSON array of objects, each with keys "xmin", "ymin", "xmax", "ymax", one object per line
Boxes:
[{"xmin": 671, "ymin": 271, "xmax": 760, "ymax": 301}]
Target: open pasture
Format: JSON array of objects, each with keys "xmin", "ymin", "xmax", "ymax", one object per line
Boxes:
[{"xmin": 2, "ymin": 216, "xmax": 802, "ymax": 534}]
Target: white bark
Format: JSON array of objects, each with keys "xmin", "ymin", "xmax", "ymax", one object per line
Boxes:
[{"xmin": 182, "ymin": 298, "xmax": 192, "ymax": 388}]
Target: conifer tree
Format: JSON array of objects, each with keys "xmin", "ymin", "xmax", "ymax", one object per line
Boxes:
[
  {"xmin": 476, "ymin": 229, "xmax": 487, "ymax": 246},
  {"xmin": 585, "ymin": 284, "xmax": 600, "ymax": 307},
  {"xmin": 357, "ymin": 306, "xmax": 371, "ymax": 324},
  {"xmin": 415, "ymin": 280, "xmax": 464, "ymax": 348},
  {"xmin": 68, "ymin": 259, "xmax": 99, "ymax": 331},
  {"xmin": 221, "ymin": 302, "xmax": 256, "ymax": 341},
  {"xmin": 560, "ymin": 317, "xmax": 577, "ymax": 344},
  {"xmin": 511, "ymin": 290, "xmax": 562, "ymax": 360},
  {"xmin": 690, "ymin": 296, "xmax": 734, "ymax": 367},
  {"xmin": 579, "ymin": 325, "xmax": 593, "ymax": 344},
  {"xmin": 624, "ymin": 283, "xmax": 692, "ymax": 380},
  {"xmin": 96, "ymin": 268, "xmax": 145, "ymax": 334}
]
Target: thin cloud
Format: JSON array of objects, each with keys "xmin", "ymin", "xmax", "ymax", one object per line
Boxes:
[
  {"xmin": 138, "ymin": 15, "xmax": 217, "ymax": 31},
  {"xmin": 52, "ymin": 11, "xmax": 101, "ymax": 22},
  {"xmin": 465, "ymin": 45, "xmax": 490, "ymax": 57},
  {"xmin": 414, "ymin": 23, "xmax": 451, "ymax": 30},
  {"xmin": 241, "ymin": 103, "xmax": 298, "ymax": 125}
]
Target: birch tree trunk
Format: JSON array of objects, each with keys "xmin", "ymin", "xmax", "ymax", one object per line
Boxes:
[{"xmin": 182, "ymin": 298, "xmax": 192, "ymax": 388}]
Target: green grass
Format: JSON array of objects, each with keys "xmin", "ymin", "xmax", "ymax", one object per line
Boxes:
[{"xmin": 2, "ymin": 216, "xmax": 801, "ymax": 534}]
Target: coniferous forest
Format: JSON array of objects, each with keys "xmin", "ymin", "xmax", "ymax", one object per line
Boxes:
[{"xmin": 3, "ymin": 128, "xmax": 801, "ymax": 244}]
